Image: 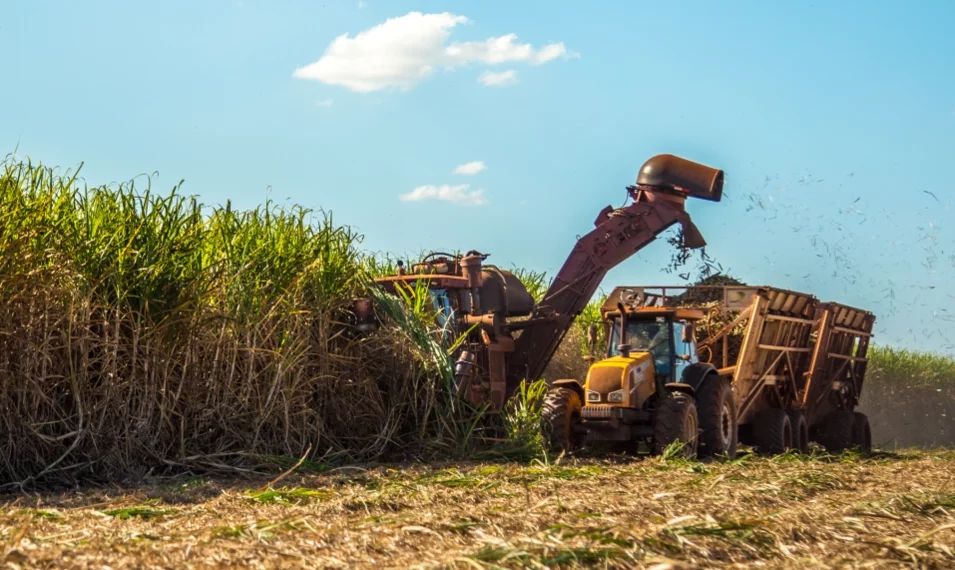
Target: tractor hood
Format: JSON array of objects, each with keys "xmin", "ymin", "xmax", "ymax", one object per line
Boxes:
[{"xmin": 584, "ymin": 353, "xmax": 655, "ymax": 407}]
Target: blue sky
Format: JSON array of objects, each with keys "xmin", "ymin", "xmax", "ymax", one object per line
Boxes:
[{"xmin": 3, "ymin": 0, "xmax": 955, "ymax": 355}]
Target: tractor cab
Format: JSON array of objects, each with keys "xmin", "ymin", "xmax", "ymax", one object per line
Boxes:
[{"xmin": 606, "ymin": 309, "xmax": 702, "ymax": 383}]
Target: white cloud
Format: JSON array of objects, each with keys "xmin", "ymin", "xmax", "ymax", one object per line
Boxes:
[
  {"xmin": 478, "ymin": 69, "xmax": 517, "ymax": 86},
  {"xmin": 293, "ymin": 12, "xmax": 575, "ymax": 93},
  {"xmin": 400, "ymin": 184, "xmax": 488, "ymax": 206},
  {"xmin": 315, "ymin": 98, "xmax": 334, "ymax": 107},
  {"xmin": 445, "ymin": 34, "xmax": 569, "ymax": 65},
  {"xmin": 357, "ymin": 1, "xmax": 367, "ymax": 8},
  {"xmin": 452, "ymin": 160, "xmax": 486, "ymax": 175}
]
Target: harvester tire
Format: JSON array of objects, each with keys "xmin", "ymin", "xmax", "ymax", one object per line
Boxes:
[
  {"xmin": 818, "ymin": 410, "xmax": 855, "ymax": 453},
  {"xmin": 541, "ymin": 387, "xmax": 583, "ymax": 452},
  {"xmin": 787, "ymin": 410, "xmax": 810, "ymax": 454},
  {"xmin": 653, "ymin": 392, "xmax": 699, "ymax": 459},
  {"xmin": 852, "ymin": 412, "xmax": 872, "ymax": 453},
  {"xmin": 696, "ymin": 376, "xmax": 738, "ymax": 459},
  {"xmin": 753, "ymin": 408, "xmax": 792, "ymax": 455}
]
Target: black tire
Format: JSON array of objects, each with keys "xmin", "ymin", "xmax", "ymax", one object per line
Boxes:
[
  {"xmin": 696, "ymin": 376, "xmax": 738, "ymax": 459},
  {"xmin": 653, "ymin": 392, "xmax": 699, "ymax": 458},
  {"xmin": 541, "ymin": 387, "xmax": 583, "ymax": 451},
  {"xmin": 852, "ymin": 411, "xmax": 872, "ymax": 453},
  {"xmin": 753, "ymin": 408, "xmax": 792, "ymax": 455},
  {"xmin": 817, "ymin": 410, "xmax": 855, "ymax": 452},
  {"xmin": 787, "ymin": 410, "xmax": 810, "ymax": 454}
]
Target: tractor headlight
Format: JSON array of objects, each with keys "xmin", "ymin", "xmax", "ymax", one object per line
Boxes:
[
  {"xmin": 607, "ymin": 389, "xmax": 626, "ymax": 403},
  {"xmin": 586, "ymin": 390, "xmax": 601, "ymax": 403}
]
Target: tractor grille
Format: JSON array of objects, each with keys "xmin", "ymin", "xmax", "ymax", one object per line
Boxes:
[
  {"xmin": 587, "ymin": 366, "xmax": 624, "ymax": 394},
  {"xmin": 582, "ymin": 405, "xmax": 615, "ymax": 419}
]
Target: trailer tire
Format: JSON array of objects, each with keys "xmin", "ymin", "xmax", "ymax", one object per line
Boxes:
[
  {"xmin": 541, "ymin": 387, "xmax": 583, "ymax": 452},
  {"xmin": 753, "ymin": 408, "xmax": 792, "ymax": 455},
  {"xmin": 818, "ymin": 410, "xmax": 855, "ymax": 453},
  {"xmin": 852, "ymin": 412, "xmax": 872, "ymax": 453},
  {"xmin": 787, "ymin": 410, "xmax": 810, "ymax": 454},
  {"xmin": 653, "ymin": 392, "xmax": 699, "ymax": 459},
  {"xmin": 695, "ymin": 376, "xmax": 738, "ymax": 459}
]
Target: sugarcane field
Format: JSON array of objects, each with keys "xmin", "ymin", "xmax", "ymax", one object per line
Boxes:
[{"xmin": 2, "ymin": 3, "xmax": 954, "ymax": 569}]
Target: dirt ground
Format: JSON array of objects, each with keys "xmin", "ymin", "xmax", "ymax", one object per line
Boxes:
[{"xmin": 1, "ymin": 450, "xmax": 953, "ymax": 569}]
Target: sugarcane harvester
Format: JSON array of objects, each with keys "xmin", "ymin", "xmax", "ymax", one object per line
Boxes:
[{"xmin": 368, "ymin": 154, "xmax": 724, "ymax": 415}]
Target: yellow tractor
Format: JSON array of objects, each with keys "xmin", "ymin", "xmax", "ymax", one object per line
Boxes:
[{"xmin": 541, "ymin": 295, "xmax": 738, "ymax": 459}]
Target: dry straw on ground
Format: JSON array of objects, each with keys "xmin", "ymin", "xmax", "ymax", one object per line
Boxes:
[{"xmin": 0, "ymin": 450, "xmax": 952, "ymax": 569}]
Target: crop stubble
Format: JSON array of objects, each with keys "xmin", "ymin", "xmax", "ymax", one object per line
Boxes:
[{"xmin": 0, "ymin": 450, "xmax": 952, "ymax": 569}]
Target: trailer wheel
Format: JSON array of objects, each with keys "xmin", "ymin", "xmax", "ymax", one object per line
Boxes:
[
  {"xmin": 696, "ymin": 376, "xmax": 738, "ymax": 459},
  {"xmin": 753, "ymin": 408, "xmax": 792, "ymax": 455},
  {"xmin": 817, "ymin": 410, "xmax": 855, "ymax": 452},
  {"xmin": 852, "ymin": 412, "xmax": 872, "ymax": 453},
  {"xmin": 653, "ymin": 392, "xmax": 699, "ymax": 459},
  {"xmin": 541, "ymin": 387, "xmax": 583, "ymax": 452},
  {"xmin": 787, "ymin": 410, "xmax": 810, "ymax": 454}
]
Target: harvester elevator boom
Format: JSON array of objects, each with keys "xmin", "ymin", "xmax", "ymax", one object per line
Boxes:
[{"xmin": 505, "ymin": 154, "xmax": 724, "ymax": 397}]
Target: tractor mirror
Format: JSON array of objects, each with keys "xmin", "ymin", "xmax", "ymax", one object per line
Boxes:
[{"xmin": 681, "ymin": 322, "xmax": 694, "ymax": 343}]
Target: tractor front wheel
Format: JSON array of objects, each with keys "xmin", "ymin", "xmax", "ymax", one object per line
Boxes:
[
  {"xmin": 541, "ymin": 387, "xmax": 584, "ymax": 452},
  {"xmin": 653, "ymin": 392, "xmax": 699, "ymax": 459}
]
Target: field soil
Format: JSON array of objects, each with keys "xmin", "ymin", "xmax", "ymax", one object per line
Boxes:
[{"xmin": 1, "ymin": 450, "xmax": 952, "ymax": 569}]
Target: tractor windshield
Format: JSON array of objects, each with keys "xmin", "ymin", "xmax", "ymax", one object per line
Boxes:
[{"xmin": 608, "ymin": 318, "xmax": 672, "ymax": 373}]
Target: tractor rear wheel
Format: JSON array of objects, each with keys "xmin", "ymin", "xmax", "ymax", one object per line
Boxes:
[
  {"xmin": 753, "ymin": 408, "xmax": 792, "ymax": 455},
  {"xmin": 817, "ymin": 410, "xmax": 855, "ymax": 452},
  {"xmin": 653, "ymin": 392, "xmax": 699, "ymax": 459},
  {"xmin": 541, "ymin": 387, "xmax": 583, "ymax": 452},
  {"xmin": 852, "ymin": 412, "xmax": 872, "ymax": 452},
  {"xmin": 787, "ymin": 410, "xmax": 810, "ymax": 454},
  {"xmin": 696, "ymin": 376, "xmax": 738, "ymax": 459}
]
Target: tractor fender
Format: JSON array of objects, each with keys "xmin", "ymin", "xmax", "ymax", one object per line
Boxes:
[
  {"xmin": 551, "ymin": 379, "xmax": 584, "ymax": 400},
  {"xmin": 664, "ymin": 382, "xmax": 695, "ymax": 396},
  {"xmin": 680, "ymin": 363, "xmax": 720, "ymax": 392}
]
